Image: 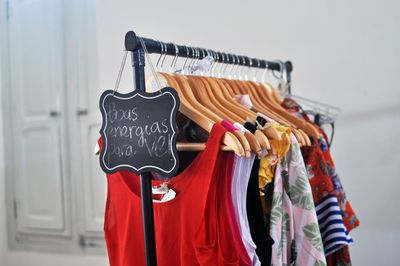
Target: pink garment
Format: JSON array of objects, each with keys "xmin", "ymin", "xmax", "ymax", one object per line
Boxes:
[
  {"xmin": 221, "ymin": 120, "xmax": 238, "ymax": 132},
  {"xmin": 270, "ymin": 134, "xmax": 326, "ymax": 266}
]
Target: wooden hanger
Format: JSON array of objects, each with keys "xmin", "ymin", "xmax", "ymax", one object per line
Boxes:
[
  {"xmin": 207, "ymin": 78, "xmax": 279, "ymax": 154},
  {"xmin": 262, "ymin": 83, "xmax": 312, "ymax": 146},
  {"xmin": 144, "ymin": 73, "xmax": 245, "ymax": 156},
  {"xmin": 221, "ymin": 78, "xmax": 301, "ymax": 149},
  {"xmin": 172, "ymin": 73, "xmax": 252, "ymax": 157},
  {"xmin": 228, "ymin": 78, "xmax": 302, "ymax": 146},
  {"xmin": 217, "ymin": 79, "xmax": 281, "ymax": 141},
  {"xmin": 241, "ymin": 80, "xmax": 308, "ymax": 146},
  {"xmin": 259, "ymin": 82, "xmax": 320, "ymax": 142},
  {"xmin": 213, "ymin": 78, "xmax": 282, "ymax": 150},
  {"xmin": 184, "ymin": 75, "xmax": 258, "ymax": 157},
  {"xmin": 199, "ymin": 75, "xmax": 273, "ymax": 152},
  {"xmin": 193, "ymin": 75, "xmax": 263, "ymax": 156},
  {"xmin": 255, "ymin": 81, "xmax": 311, "ymax": 146}
]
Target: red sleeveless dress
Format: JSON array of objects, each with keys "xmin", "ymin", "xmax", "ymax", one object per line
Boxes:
[{"xmin": 103, "ymin": 124, "xmax": 246, "ymax": 265}]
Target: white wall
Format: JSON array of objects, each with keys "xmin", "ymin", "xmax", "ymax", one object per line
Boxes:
[{"xmin": 1, "ymin": 0, "xmax": 400, "ymax": 265}]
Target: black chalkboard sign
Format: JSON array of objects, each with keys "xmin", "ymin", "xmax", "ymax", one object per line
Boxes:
[{"xmin": 99, "ymin": 87, "xmax": 180, "ymax": 178}]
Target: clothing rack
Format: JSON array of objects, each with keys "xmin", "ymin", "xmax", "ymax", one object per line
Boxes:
[{"xmin": 123, "ymin": 30, "xmax": 294, "ymax": 266}]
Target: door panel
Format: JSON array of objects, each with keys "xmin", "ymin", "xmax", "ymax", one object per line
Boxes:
[
  {"xmin": 82, "ymin": 120, "xmax": 106, "ymax": 233},
  {"xmin": 18, "ymin": 126, "xmax": 64, "ymax": 230}
]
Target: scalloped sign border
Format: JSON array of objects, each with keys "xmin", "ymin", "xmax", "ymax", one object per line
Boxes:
[{"xmin": 99, "ymin": 87, "xmax": 180, "ymax": 178}]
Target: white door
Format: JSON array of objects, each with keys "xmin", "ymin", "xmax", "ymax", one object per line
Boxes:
[
  {"xmin": 80, "ymin": 113, "xmax": 107, "ymax": 234},
  {"xmin": 78, "ymin": 49, "xmax": 107, "ymax": 234},
  {"xmin": 8, "ymin": 0, "xmax": 69, "ymax": 235}
]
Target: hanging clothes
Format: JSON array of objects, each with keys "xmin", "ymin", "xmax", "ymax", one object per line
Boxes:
[
  {"xmin": 97, "ymin": 42, "xmax": 360, "ymax": 266},
  {"xmin": 281, "ymin": 98, "xmax": 359, "ymax": 266},
  {"xmin": 244, "ymin": 121, "xmax": 273, "ymax": 266},
  {"xmin": 103, "ymin": 124, "xmax": 247, "ymax": 266},
  {"xmin": 269, "ymin": 134, "xmax": 327, "ymax": 266},
  {"xmin": 228, "ymin": 122, "xmax": 261, "ymax": 266},
  {"xmin": 219, "ymin": 120, "xmax": 253, "ymax": 266}
]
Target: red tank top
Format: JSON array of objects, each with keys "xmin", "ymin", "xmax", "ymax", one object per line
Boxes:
[
  {"xmin": 220, "ymin": 120, "xmax": 252, "ymax": 266},
  {"xmin": 103, "ymin": 123, "xmax": 246, "ymax": 266}
]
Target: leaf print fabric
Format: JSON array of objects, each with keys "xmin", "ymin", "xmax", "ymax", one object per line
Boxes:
[
  {"xmin": 289, "ymin": 176, "xmax": 315, "ymax": 210},
  {"xmin": 270, "ymin": 193, "xmax": 283, "ymax": 226},
  {"xmin": 270, "ymin": 134, "xmax": 326, "ymax": 266},
  {"xmin": 314, "ymin": 260, "xmax": 327, "ymax": 266},
  {"xmin": 303, "ymin": 223, "xmax": 324, "ymax": 252}
]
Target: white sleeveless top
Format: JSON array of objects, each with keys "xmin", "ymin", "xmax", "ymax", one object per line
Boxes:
[{"xmin": 231, "ymin": 123, "xmax": 261, "ymax": 266}]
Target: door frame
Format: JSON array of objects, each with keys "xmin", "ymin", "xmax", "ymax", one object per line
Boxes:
[{"xmin": 0, "ymin": 0, "xmax": 16, "ymax": 253}]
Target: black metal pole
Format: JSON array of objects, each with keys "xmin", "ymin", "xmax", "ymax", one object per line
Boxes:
[
  {"xmin": 132, "ymin": 49, "xmax": 146, "ymax": 91},
  {"xmin": 139, "ymin": 173, "xmax": 157, "ymax": 266},
  {"xmin": 124, "ymin": 31, "xmax": 293, "ymax": 74},
  {"xmin": 130, "ymin": 40, "xmax": 157, "ymax": 265}
]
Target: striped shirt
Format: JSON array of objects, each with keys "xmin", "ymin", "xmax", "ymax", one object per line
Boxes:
[{"xmin": 315, "ymin": 194, "xmax": 353, "ymax": 255}]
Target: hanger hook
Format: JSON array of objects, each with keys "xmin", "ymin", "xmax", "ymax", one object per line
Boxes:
[
  {"xmin": 233, "ymin": 55, "xmax": 240, "ymax": 80},
  {"xmin": 198, "ymin": 48, "xmax": 206, "ymax": 75},
  {"xmin": 226, "ymin": 54, "xmax": 232, "ymax": 79},
  {"xmin": 215, "ymin": 51, "xmax": 221, "ymax": 77},
  {"xmin": 234, "ymin": 55, "xmax": 244, "ymax": 80},
  {"xmin": 229, "ymin": 54, "xmax": 236, "ymax": 79},
  {"xmin": 160, "ymin": 42, "xmax": 168, "ymax": 72},
  {"xmin": 156, "ymin": 40, "xmax": 164, "ymax": 72},
  {"xmin": 281, "ymin": 61, "xmax": 288, "ymax": 83},
  {"xmin": 210, "ymin": 50, "xmax": 217, "ymax": 77},
  {"xmin": 234, "ymin": 54, "xmax": 239, "ymax": 79},
  {"xmin": 227, "ymin": 54, "xmax": 235, "ymax": 79},
  {"xmin": 203, "ymin": 48, "xmax": 209, "ymax": 75},
  {"xmin": 171, "ymin": 43, "xmax": 180, "ymax": 72},
  {"xmin": 186, "ymin": 47, "xmax": 194, "ymax": 73},
  {"xmin": 239, "ymin": 56, "xmax": 246, "ymax": 80},
  {"xmin": 181, "ymin": 45, "xmax": 189, "ymax": 73},
  {"xmin": 272, "ymin": 60, "xmax": 284, "ymax": 80},
  {"xmin": 189, "ymin": 46, "xmax": 197, "ymax": 71},
  {"xmin": 218, "ymin": 52, "xmax": 225, "ymax": 78},
  {"xmin": 245, "ymin": 57, "xmax": 252, "ymax": 81},
  {"xmin": 208, "ymin": 49, "xmax": 214, "ymax": 76},
  {"xmin": 242, "ymin": 56, "xmax": 249, "ymax": 80},
  {"xmin": 202, "ymin": 48, "xmax": 207, "ymax": 59},
  {"xmin": 191, "ymin": 47, "xmax": 199, "ymax": 69},
  {"xmin": 254, "ymin": 59, "xmax": 261, "ymax": 82},
  {"xmin": 262, "ymin": 60, "xmax": 270, "ymax": 83},
  {"xmin": 222, "ymin": 53, "xmax": 229, "ymax": 78},
  {"xmin": 235, "ymin": 55, "xmax": 241, "ymax": 80}
]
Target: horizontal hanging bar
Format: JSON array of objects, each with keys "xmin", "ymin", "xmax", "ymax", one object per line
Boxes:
[{"xmin": 124, "ymin": 31, "xmax": 293, "ymax": 73}]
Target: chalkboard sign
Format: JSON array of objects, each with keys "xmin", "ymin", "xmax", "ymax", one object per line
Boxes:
[{"xmin": 99, "ymin": 87, "xmax": 180, "ymax": 178}]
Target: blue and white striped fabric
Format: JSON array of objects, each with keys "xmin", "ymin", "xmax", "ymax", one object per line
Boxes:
[{"xmin": 315, "ymin": 194, "xmax": 353, "ymax": 255}]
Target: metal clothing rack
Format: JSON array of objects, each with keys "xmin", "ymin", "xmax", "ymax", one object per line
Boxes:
[{"xmin": 123, "ymin": 30, "xmax": 294, "ymax": 266}]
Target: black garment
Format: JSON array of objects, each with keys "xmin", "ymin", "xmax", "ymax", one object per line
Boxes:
[
  {"xmin": 256, "ymin": 115, "xmax": 268, "ymax": 127},
  {"xmin": 252, "ymin": 118, "xmax": 276, "ymax": 264},
  {"xmin": 263, "ymin": 182, "xmax": 275, "ymax": 265},
  {"xmin": 244, "ymin": 121, "xmax": 270, "ymax": 266}
]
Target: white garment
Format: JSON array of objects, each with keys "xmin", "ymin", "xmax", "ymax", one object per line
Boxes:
[
  {"xmin": 234, "ymin": 94, "xmax": 253, "ymax": 110},
  {"xmin": 231, "ymin": 123, "xmax": 261, "ymax": 266}
]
